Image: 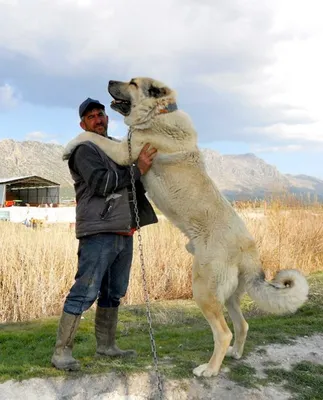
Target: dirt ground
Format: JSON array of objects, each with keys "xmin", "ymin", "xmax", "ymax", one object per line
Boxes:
[{"xmin": 1, "ymin": 335, "xmax": 322, "ymax": 400}]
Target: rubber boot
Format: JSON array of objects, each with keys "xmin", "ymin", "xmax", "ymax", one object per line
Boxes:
[
  {"xmin": 95, "ymin": 306, "xmax": 136, "ymax": 357},
  {"xmin": 51, "ymin": 312, "xmax": 81, "ymax": 370}
]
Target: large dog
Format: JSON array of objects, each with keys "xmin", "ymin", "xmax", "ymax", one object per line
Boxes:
[{"xmin": 63, "ymin": 78, "xmax": 309, "ymax": 377}]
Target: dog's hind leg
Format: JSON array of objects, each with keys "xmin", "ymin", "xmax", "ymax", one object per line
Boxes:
[
  {"xmin": 192, "ymin": 261, "xmax": 233, "ymax": 377},
  {"xmin": 225, "ymin": 287, "xmax": 249, "ymax": 360}
]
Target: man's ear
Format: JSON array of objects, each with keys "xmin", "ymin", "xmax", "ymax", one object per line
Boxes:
[
  {"xmin": 148, "ymin": 85, "xmax": 169, "ymax": 98},
  {"xmin": 80, "ymin": 120, "xmax": 86, "ymax": 131}
]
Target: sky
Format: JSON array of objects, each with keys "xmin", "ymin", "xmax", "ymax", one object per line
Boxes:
[{"xmin": 0, "ymin": 0, "xmax": 322, "ymax": 178}]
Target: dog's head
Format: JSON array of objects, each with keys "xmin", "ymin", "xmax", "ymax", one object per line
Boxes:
[{"xmin": 108, "ymin": 77, "xmax": 177, "ymax": 127}]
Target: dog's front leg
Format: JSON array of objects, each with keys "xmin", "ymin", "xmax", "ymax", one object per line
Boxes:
[
  {"xmin": 154, "ymin": 151, "xmax": 201, "ymax": 167},
  {"xmin": 154, "ymin": 152, "xmax": 188, "ymax": 165},
  {"xmin": 63, "ymin": 131, "xmax": 135, "ymax": 165}
]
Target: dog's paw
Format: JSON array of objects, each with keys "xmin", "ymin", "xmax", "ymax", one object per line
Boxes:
[
  {"xmin": 63, "ymin": 140, "xmax": 78, "ymax": 159},
  {"xmin": 193, "ymin": 363, "xmax": 218, "ymax": 377},
  {"xmin": 226, "ymin": 346, "xmax": 242, "ymax": 360}
]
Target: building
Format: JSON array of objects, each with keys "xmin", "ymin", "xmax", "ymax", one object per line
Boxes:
[{"xmin": 0, "ymin": 175, "xmax": 60, "ymax": 207}]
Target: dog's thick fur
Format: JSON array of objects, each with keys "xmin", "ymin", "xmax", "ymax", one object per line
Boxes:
[{"xmin": 64, "ymin": 77, "xmax": 309, "ymax": 377}]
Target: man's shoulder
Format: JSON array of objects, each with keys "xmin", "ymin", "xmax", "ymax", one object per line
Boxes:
[
  {"xmin": 70, "ymin": 139, "xmax": 123, "ymax": 170},
  {"xmin": 67, "ymin": 141, "xmax": 103, "ymax": 169}
]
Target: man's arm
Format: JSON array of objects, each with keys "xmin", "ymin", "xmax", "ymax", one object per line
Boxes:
[{"xmin": 70, "ymin": 144, "xmax": 141, "ymax": 197}]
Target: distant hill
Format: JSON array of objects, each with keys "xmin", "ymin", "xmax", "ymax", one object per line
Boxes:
[{"xmin": 0, "ymin": 139, "xmax": 322, "ymax": 201}]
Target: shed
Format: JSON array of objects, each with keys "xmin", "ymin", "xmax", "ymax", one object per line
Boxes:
[{"xmin": 0, "ymin": 175, "xmax": 60, "ymax": 207}]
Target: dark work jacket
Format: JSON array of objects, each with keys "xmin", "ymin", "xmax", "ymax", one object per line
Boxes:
[{"xmin": 67, "ymin": 141, "xmax": 158, "ymax": 239}]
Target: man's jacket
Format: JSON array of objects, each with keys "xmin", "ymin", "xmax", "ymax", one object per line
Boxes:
[{"xmin": 67, "ymin": 140, "xmax": 158, "ymax": 239}]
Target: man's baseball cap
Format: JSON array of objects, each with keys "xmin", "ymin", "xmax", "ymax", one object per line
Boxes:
[{"xmin": 79, "ymin": 98, "xmax": 105, "ymax": 118}]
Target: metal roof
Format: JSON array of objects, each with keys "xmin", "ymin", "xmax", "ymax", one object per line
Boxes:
[{"xmin": 0, "ymin": 175, "xmax": 60, "ymax": 187}]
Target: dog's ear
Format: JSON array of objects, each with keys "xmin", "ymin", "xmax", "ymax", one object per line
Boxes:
[{"xmin": 148, "ymin": 85, "xmax": 169, "ymax": 98}]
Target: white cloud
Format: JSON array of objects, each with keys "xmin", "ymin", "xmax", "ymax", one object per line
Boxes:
[
  {"xmin": 1, "ymin": 0, "xmax": 323, "ymax": 147},
  {"xmin": 251, "ymin": 144, "xmax": 303, "ymax": 153},
  {"xmin": 108, "ymin": 119, "xmax": 127, "ymax": 138},
  {"xmin": 25, "ymin": 131, "xmax": 64, "ymax": 144},
  {"xmin": 247, "ymin": 121, "xmax": 323, "ymax": 144},
  {"xmin": 25, "ymin": 131, "xmax": 49, "ymax": 140},
  {"xmin": 0, "ymin": 83, "xmax": 20, "ymax": 109},
  {"xmin": 197, "ymin": 0, "xmax": 323, "ymax": 145},
  {"xmin": 48, "ymin": 139, "xmax": 60, "ymax": 144},
  {"xmin": 0, "ymin": 0, "xmax": 273, "ymax": 79}
]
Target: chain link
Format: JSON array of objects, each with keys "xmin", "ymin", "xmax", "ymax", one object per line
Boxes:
[{"xmin": 127, "ymin": 130, "xmax": 163, "ymax": 399}]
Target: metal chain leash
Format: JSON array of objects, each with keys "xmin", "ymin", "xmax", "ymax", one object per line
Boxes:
[{"xmin": 127, "ymin": 130, "xmax": 163, "ymax": 399}]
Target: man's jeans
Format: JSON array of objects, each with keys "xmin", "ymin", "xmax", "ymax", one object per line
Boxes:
[{"xmin": 64, "ymin": 233, "xmax": 133, "ymax": 315}]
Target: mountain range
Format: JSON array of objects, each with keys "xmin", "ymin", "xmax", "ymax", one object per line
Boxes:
[{"xmin": 0, "ymin": 139, "xmax": 322, "ymax": 201}]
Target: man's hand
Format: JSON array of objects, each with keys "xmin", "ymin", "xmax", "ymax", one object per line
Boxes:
[{"xmin": 136, "ymin": 143, "xmax": 157, "ymax": 175}]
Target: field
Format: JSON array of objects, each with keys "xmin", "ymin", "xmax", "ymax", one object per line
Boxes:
[
  {"xmin": 0, "ymin": 201, "xmax": 322, "ymax": 323},
  {"xmin": 1, "ymin": 202, "xmax": 323, "ymax": 398}
]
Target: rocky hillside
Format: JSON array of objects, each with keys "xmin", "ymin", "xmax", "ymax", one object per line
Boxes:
[
  {"xmin": 201, "ymin": 149, "xmax": 291, "ymax": 198},
  {"xmin": 0, "ymin": 139, "xmax": 73, "ymax": 186},
  {"xmin": 0, "ymin": 139, "xmax": 322, "ymax": 200}
]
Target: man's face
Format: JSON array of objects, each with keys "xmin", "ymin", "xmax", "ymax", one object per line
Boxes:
[{"xmin": 80, "ymin": 107, "xmax": 108, "ymax": 136}]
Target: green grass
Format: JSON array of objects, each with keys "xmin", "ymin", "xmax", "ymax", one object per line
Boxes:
[
  {"xmin": 1, "ymin": 273, "xmax": 323, "ymax": 398},
  {"xmin": 226, "ymin": 272, "xmax": 323, "ymax": 398},
  {"xmin": 264, "ymin": 362, "xmax": 323, "ymax": 400}
]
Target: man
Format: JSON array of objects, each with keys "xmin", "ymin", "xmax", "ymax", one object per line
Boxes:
[{"xmin": 51, "ymin": 98, "xmax": 158, "ymax": 371}]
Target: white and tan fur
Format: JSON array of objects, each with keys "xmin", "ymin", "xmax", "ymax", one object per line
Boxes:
[{"xmin": 64, "ymin": 77, "xmax": 309, "ymax": 377}]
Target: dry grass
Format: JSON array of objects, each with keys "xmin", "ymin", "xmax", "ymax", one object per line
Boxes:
[
  {"xmin": 0, "ymin": 203, "xmax": 323, "ymax": 323},
  {"xmin": 0, "ymin": 222, "xmax": 78, "ymax": 323},
  {"xmin": 240, "ymin": 207, "xmax": 323, "ymax": 278}
]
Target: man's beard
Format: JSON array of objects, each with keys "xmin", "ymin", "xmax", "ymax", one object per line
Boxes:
[{"xmin": 92, "ymin": 125, "xmax": 107, "ymax": 136}]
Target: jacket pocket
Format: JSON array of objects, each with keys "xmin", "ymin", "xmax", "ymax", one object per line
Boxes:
[
  {"xmin": 100, "ymin": 199, "xmax": 114, "ymax": 220},
  {"xmin": 99, "ymin": 193, "xmax": 122, "ymax": 220}
]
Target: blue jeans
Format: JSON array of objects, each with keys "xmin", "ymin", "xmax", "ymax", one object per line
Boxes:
[{"xmin": 63, "ymin": 233, "xmax": 133, "ymax": 315}]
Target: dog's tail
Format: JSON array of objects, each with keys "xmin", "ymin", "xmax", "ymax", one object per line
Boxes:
[{"xmin": 244, "ymin": 268, "xmax": 309, "ymax": 315}]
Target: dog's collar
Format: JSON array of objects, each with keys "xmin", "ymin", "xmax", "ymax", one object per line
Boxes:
[{"xmin": 158, "ymin": 103, "xmax": 178, "ymax": 114}]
